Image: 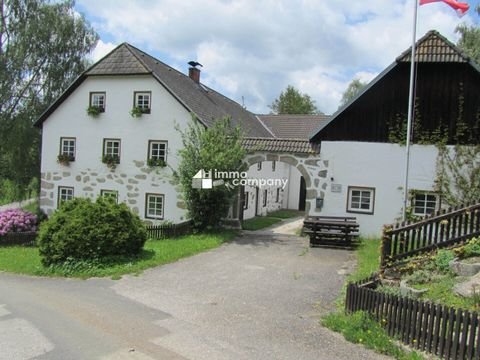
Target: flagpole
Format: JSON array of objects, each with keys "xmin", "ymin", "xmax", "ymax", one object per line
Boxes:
[{"xmin": 403, "ymin": 0, "xmax": 419, "ymax": 221}]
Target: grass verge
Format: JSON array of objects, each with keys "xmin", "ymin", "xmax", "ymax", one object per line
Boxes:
[
  {"xmin": 0, "ymin": 231, "xmax": 236, "ymax": 279},
  {"xmin": 323, "ymin": 311, "xmax": 423, "ymax": 360},
  {"xmin": 322, "ymin": 238, "xmax": 424, "ymax": 359},
  {"xmin": 242, "ymin": 216, "xmax": 283, "ymax": 230},
  {"xmin": 242, "ymin": 209, "xmax": 304, "ymax": 231}
]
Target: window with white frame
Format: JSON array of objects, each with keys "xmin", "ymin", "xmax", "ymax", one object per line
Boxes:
[
  {"xmin": 60, "ymin": 137, "xmax": 76, "ymax": 160},
  {"xmin": 100, "ymin": 189, "xmax": 118, "ymax": 203},
  {"xmin": 134, "ymin": 91, "xmax": 151, "ymax": 113},
  {"xmin": 146, "ymin": 193, "xmax": 164, "ymax": 219},
  {"xmin": 412, "ymin": 192, "xmax": 438, "ymax": 216},
  {"xmin": 347, "ymin": 186, "xmax": 375, "ymax": 214},
  {"xmin": 148, "ymin": 141, "xmax": 167, "ymax": 162},
  {"xmin": 58, "ymin": 186, "xmax": 74, "ymax": 206},
  {"xmin": 103, "ymin": 139, "xmax": 121, "ymax": 163},
  {"xmin": 90, "ymin": 92, "xmax": 106, "ymax": 111},
  {"xmin": 272, "ymin": 161, "xmax": 276, "ymax": 172}
]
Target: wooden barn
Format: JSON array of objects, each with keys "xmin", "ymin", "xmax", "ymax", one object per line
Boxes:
[{"xmin": 311, "ymin": 30, "xmax": 480, "ymax": 145}]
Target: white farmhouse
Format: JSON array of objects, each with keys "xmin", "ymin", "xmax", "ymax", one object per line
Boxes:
[{"xmin": 35, "ymin": 43, "xmax": 308, "ymax": 224}]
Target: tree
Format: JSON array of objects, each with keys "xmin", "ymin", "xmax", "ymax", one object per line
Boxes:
[
  {"xmin": 269, "ymin": 85, "xmax": 319, "ymax": 115},
  {"xmin": 339, "ymin": 78, "xmax": 367, "ymax": 107},
  {"xmin": 0, "ymin": 0, "xmax": 98, "ymax": 199},
  {"xmin": 456, "ymin": 6, "xmax": 480, "ymax": 64},
  {"xmin": 176, "ymin": 117, "xmax": 246, "ymax": 230}
]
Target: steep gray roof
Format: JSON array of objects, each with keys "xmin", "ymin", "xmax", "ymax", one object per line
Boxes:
[
  {"xmin": 258, "ymin": 114, "xmax": 330, "ymax": 140},
  {"xmin": 36, "ymin": 43, "xmax": 272, "ymax": 137}
]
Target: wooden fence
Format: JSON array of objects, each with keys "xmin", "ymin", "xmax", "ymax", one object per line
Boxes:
[
  {"xmin": 146, "ymin": 221, "xmax": 193, "ymax": 240},
  {"xmin": 0, "ymin": 232, "xmax": 37, "ymax": 246},
  {"xmin": 346, "ymin": 276, "xmax": 480, "ymax": 360},
  {"xmin": 381, "ymin": 202, "xmax": 480, "ymax": 267}
]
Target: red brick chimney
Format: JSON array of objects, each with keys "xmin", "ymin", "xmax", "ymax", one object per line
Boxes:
[
  {"xmin": 189, "ymin": 67, "xmax": 200, "ymax": 83},
  {"xmin": 188, "ymin": 61, "xmax": 202, "ymax": 83}
]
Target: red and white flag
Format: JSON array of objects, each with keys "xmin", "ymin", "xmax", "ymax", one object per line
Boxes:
[{"xmin": 419, "ymin": 0, "xmax": 470, "ymax": 17}]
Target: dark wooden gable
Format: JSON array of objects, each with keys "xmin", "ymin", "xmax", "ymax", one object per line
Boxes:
[{"xmin": 311, "ymin": 31, "xmax": 480, "ymax": 144}]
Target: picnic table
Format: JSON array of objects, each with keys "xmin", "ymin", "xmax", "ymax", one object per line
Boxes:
[{"xmin": 303, "ymin": 216, "xmax": 360, "ymax": 248}]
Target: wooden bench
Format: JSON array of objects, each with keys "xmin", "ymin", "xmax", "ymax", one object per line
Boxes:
[{"xmin": 303, "ymin": 216, "xmax": 360, "ymax": 248}]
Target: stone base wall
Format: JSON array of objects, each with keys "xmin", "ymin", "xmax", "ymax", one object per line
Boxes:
[{"xmin": 40, "ymin": 160, "xmax": 187, "ymax": 224}]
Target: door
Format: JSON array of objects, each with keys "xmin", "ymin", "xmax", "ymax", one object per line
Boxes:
[
  {"xmin": 239, "ymin": 186, "xmax": 245, "ymax": 222},
  {"xmin": 298, "ymin": 176, "xmax": 306, "ymax": 211}
]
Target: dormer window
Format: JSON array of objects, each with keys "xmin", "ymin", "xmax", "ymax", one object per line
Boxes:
[
  {"xmin": 89, "ymin": 92, "xmax": 106, "ymax": 112},
  {"xmin": 134, "ymin": 91, "xmax": 151, "ymax": 114}
]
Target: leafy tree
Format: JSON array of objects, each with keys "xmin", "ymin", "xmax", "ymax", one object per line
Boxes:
[
  {"xmin": 269, "ymin": 85, "xmax": 319, "ymax": 115},
  {"xmin": 0, "ymin": 0, "xmax": 98, "ymax": 199},
  {"xmin": 456, "ymin": 6, "xmax": 480, "ymax": 64},
  {"xmin": 176, "ymin": 117, "xmax": 246, "ymax": 230},
  {"xmin": 339, "ymin": 78, "xmax": 367, "ymax": 107}
]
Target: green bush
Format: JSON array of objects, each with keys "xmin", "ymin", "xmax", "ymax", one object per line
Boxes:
[
  {"xmin": 435, "ymin": 249, "xmax": 455, "ymax": 273},
  {"xmin": 37, "ymin": 197, "xmax": 147, "ymax": 265}
]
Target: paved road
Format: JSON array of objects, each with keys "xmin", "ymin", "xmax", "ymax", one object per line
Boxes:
[{"xmin": 0, "ymin": 220, "xmax": 389, "ymax": 360}]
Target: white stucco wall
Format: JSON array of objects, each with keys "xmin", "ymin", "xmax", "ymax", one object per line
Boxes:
[
  {"xmin": 242, "ymin": 161, "xmax": 288, "ymax": 219},
  {"xmin": 317, "ymin": 141, "xmax": 441, "ymax": 236},
  {"xmin": 40, "ymin": 75, "xmax": 192, "ymax": 223}
]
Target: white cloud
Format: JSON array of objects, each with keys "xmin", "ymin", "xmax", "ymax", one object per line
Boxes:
[
  {"xmin": 90, "ymin": 39, "xmax": 116, "ymax": 62},
  {"xmin": 77, "ymin": 0, "xmax": 475, "ymax": 114}
]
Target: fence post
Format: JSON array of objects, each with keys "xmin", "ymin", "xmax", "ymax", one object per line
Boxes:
[{"xmin": 380, "ymin": 225, "xmax": 393, "ymax": 269}]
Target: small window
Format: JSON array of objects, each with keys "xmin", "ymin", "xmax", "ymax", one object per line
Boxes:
[
  {"xmin": 60, "ymin": 137, "xmax": 76, "ymax": 161},
  {"xmin": 58, "ymin": 186, "xmax": 74, "ymax": 206},
  {"xmin": 244, "ymin": 192, "xmax": 249, "ymax": 210},
  {"xmin": 100, "ymin": 189, "xmax": 118, "ymax": 203},
  {"xmin": 134, "ymin": 91, "xmax": 151, "ymax": 114},
  {"xmin": 103, "ymin": 139, "xmax": 121, "ymax": 163},
  {"xmin": 276, "ymin": 188, "xmax": 280, "ymax": 203},
  {"xmin": 89, "ymin": 92, "xmax": 106, "ymax": 112},
  {"xmin": 263, "ymin": 189, "xmax": 267, "ymax": 207},
  {"xmin": 148, "ymin": 141, "xmax": 167, "ymax": 162},
  {"xmin": 257, "ymin": 162, "xmax": 262, "ymax": 171},
  {"xmin": 412, "ymin": 192, "xmax": 438, "ymax": 216},
  {"xmin": 272, "ymin": 161, "xmax": 276, "ymax": 172},
  {"xmin": 145, "ymin": 193, "xmax": 164, "ymax": 219},
  {"xmin": 347, "ymin": 186, "xmax": 375, "ymax": 214}
]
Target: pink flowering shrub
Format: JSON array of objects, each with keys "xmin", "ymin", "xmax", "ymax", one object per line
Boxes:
[{"xmin": 0, "ymin": 209, "xmax": 37, "ymax": 236}]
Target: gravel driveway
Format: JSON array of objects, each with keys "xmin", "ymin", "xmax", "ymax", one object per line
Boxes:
[
  {"xmin": 111, "ymin": 219, "xmax": 389, "ymax": 360},
  {"xmin": 0, "ymin": 218, "xmax": 389, "ymax": 359}
]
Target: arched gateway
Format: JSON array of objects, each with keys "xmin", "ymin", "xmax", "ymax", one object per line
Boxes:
[{"xmin": 229, "ymin": 137, "xmax": 328, "ymax": 222}]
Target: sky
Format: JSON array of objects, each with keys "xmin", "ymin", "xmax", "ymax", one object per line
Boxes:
[{"xmin": 75, "ymin": 0, "xmax": 479, "ymax": 115}]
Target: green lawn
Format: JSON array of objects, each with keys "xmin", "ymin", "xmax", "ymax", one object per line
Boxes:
[
  {"xmin": 0, "ymin": 231, "xmax": 236, "ymax": 279},
  {"xmin": 242, "ymin": 216, "xmax": 283, "ymax": 230},
  {"xmin": 267, "ymin": 209, "xmax": 304, "ymax": 219},
  {"xmin": 242, "ymin": 209, "xmax": 304, "ymax": 231}
]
